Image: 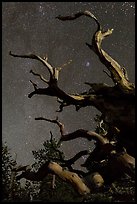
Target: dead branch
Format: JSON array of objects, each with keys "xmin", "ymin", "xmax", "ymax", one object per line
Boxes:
[
  {"xmin": 56, "ymin": 11, "xmax": 135, "ymax": 95},
  {"xmin": 13, "ymin": 162, "xmax": 90, "ymax": 195},
  {"xmin": 35, "ymin": 116, "xmax": 109, "ymax": 145},
  {"xmin": 50, "ymin": 149, "xmax": 89, "ymax": 175},
  {"xmin": 56, "ymin": 10, "xmax": 101, "ymax": 30},
  {"xmin": 9, "ymin": 51, "xmax": 92, "ymax": 110},
  {"xmin": 62, "ymin": 150, "xmax": 88, "ymax": 166},
  {"xmin": 30, "ymin": 69, "xmax": 49, "ymax": 84},
  {"xmin": 35, "ymin": 117, "xmax": 65, "ymax": 136},
  {"xmin": 9, "ymin": 50, "xmax": 125, "ymax": 113},
  {"xmin": 9, "ymin": 51, "xmax": 54, "ymax": 78},
  {"xmin": 63, "ymin": 129, "xmax": 108, "ymax": 145}
]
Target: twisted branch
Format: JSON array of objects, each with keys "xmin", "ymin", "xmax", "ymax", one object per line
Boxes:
[
  {"xmin": 13, "ymin": 162, "xmax": 90, "ymax": 195},
  {"xmin": 56, "ymin": 11, "xmax": 134, "ymax": 95},
  {"xmin": 35, "ymin": 116, "xmax": 109, "ymax": 145}
]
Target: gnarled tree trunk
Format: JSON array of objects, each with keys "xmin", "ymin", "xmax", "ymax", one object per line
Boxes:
[{"xmin": 10, "ymin": 10, "xmax": 135, "ymax": 196}]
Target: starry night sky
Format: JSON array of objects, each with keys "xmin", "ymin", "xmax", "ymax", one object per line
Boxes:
[{"xmin": 2, "ymin": 2, "xmax": 135, "ymax": 166}]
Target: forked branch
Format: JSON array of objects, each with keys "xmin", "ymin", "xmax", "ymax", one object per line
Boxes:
[
  {"xmin": 56, "ymin": 11, "xmax": 134, "ymax": 95},
  {"xmin": 35, "ymin": 116, "xmax": 109, "ymax": 145},
  {"xmin": 9, "ymin": 51, "xmax": 54, "ymax": 78},
  {"xmin": 9, "ymin": 51, "xmax": 92, "ymax": 110}
]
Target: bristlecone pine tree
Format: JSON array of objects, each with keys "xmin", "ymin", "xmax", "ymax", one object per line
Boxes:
[{"xmin": 10, "ymin": 11, "xmax": 135, "ymax": 198}]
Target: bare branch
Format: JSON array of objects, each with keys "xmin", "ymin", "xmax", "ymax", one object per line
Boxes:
[
  {"xmin": 10, "ymin": 50, "xmax": 117, "ymax": 117},
  {"xmin": 62, "ymin": 150, "xmax": 88, "ymax": 166},
  {"xmin": 29, "ymin": 80, "xmax": 38, "ymax": 90},
  {"xmin": 56, "ymin": 11, "xmax": 134, "ymax": 94},
  {"xmin": 47, "ymin": 149, "xmax": 88, "ymax": 176},
  {"xmin": 13, "ymin": 162, "xmax": 90, "ymax": 195},
  {"xmin": 9, "ymin": 51, "xmax": 54, "ymax": 77},
  {"xmin": 56, "ymin": 10, "xmax": 101, "ymax": 30},
  {"xmin": 35, "ymin": 116, "xmax": 109, "ymax": 145},
  {"xmin": 59, "ymin": 129, "xmax": 108, "ymax": 145},
  {"xmin": 35, "ymin": 116, "xmax": 65, "ymax": 136},
  {"xmin": 30, "ymin": 69, "xmax": 49, "ymax": 84}
]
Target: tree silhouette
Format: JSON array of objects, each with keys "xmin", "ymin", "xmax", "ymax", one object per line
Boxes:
[{"xmin": 2, "ymin": 143, "xmax": 39, "ymax": 201}]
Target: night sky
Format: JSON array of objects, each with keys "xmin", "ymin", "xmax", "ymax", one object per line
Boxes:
[{"xmin": 2, "ymin": 2, "xmax": 135, "ymax": 167}]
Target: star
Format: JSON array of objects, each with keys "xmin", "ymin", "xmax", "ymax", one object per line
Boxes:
[{"xmin": 86, "ymin": 62, "xmax": 90, "ymax": 67}]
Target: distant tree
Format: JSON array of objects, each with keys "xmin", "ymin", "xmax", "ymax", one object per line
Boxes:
[
  {"xmin": 14, "ymin": 134, "xmax": 82, "ymax": 202},
  {"xmin": 2, "ymin": 143, "xmax": 19, "ymax": 201},
  {"xmin": 2, "ymin": 143, "xmax": 39, "ymax": 201},
  {"xmin": 32, "ymin": 132, "xmax": 65, "ymax": 169},
  {"xmin": 35, "ymin": 136, "xmax": 83, "ymax": 202}
]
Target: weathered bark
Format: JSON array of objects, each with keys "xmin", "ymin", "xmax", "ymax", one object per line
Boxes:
[
  {"xmin": 13, "ymin": 162, "xmax": 90, "ymax": 195},
  {"xmin": 13, "ymin": 149, "xmax": 134, "ymax": 195}
]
